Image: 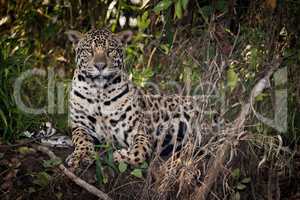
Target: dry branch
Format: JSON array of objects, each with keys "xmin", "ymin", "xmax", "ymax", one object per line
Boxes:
[
  {"xmin": 192, "ymin": 57, "xmax": 282, "ymax": 200},
  {"xmin": 33, "ymin": 145, "xmax": 112, "ymax": 200}
]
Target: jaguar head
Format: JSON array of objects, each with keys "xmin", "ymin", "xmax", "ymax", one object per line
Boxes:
[{"xmin": 66, "ymin": 29, "xmax": 124, "ymax": 79}]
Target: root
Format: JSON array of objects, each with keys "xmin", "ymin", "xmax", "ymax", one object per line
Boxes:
[{"xmin": 33, "ymin": 145, "xmax": 112, "ymax": 200}]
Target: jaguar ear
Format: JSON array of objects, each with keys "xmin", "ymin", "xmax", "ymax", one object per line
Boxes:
[
  {"xmin": 113, "ymin": 30, "xmax": 133, "ymax": 44},
  {"xmin": 65, "ymin": 30, "xmax": 83, "ymax": 47}
]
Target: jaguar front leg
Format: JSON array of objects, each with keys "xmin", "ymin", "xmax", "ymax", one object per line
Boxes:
[
  {"xmin": 66, "ymin": 127, "xmax": 96, "ymax": 170},
  {"xmin": 113, "ymin": 132, "xmax": 152, "ymax": 165}
]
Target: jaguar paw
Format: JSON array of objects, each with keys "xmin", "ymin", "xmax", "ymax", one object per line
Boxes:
[{"xmin": 113, "ymin": 149, "xmax": 129, "ymax": 163}]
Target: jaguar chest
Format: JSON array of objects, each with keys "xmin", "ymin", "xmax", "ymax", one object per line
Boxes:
[
  {"xmin": 98, "ymin": 102, "xmax": 140, "ymax": 147},
  {"xmin": 95, "ymin": 83, "xmax": 143, "ymax": 147}
]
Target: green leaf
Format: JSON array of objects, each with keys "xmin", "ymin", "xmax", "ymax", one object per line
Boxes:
[
  {"xmin": 236, "ymin": 183, "xmax": 247, "ymax": 190},
  {"xmin": 250, "ymin": 48, "xmax": 259, "ymax": 69},
  {"xmin": 139, "ymin": 162, "xmax": 148, "ymax": 169},
  {"xmin": 103, "ymin": 175, "xmax": 108, "ymax": 184},
  {"xmin": 215, "ymin": 0, "xmax": 228, "ymax": 12},
  {"xmin": 232, "ymin": 192, "xmax": 240, "ymax": 200},
  {"xmin": 33, "ymin": 172, "xmax": 51, "ymax": 187},
  {"xmin": 227, "ymin": 68, "xmax": 238, "ymax": 91},
  {"xmin": 28, "ymin": 187, "xmax": 36, "ymax": 194},
  {"xmin": 42, "ymin": 158, "xmax": 62, "ymax": 168},
  {"xmin": 231, "ymin": 168, "xmax": 240, "ymax": 179},
  {"xmin": 159, "ymin": 44, "xmax": 170, "ymax": 54},
  {"xmin": 241, "ymin": 177, "xmax": 251, "ymax": 184},
  {"xmin": 131, "ymin": 168, "xmax": 143, "ymax": 178},
  {"xmin": 181, "ymin": 0, "xmax": 189, "ymax": 10},
  {"xmin": 0, "ymin": 109, "xmax": 7, "ymax": 127},
  {"xmin": 55, "ymin": 192, "xmax": 63, "ymax": 200},
  {"xmin": 165, "ymin": 9, "xmax": 173, "ymax": 48},
  {"xmin": 175, "ymin": 0, "xmax": 183, "ymax": 19},
  {"xmin": 118, "ymin": 162, "xmax": 128, "ymax": 173},
  {"xmin": 105, "ymin": 146, "xmax": 115, "ymax": 167},
  {"xmin": 153, "ymin": 0, "xmax": 173, "ymax": 13},
  {"xmin": 104, "ymin": 148, "xmax": 118, "ymax": 172},
  {"xmin": 142, "ymin": 11, "xmax": 149, "ymax": 22},
  {"xmin": 255, "ymin": 93, "xmax": 268, "ymax": 101},
  {"xmin": 17, "ymin": 146, "xmax": 36, "ymax": 155},
  {"xmin": 95, "ymin": 155, "xmax": 103, "ymax": 185},
  {"xmin": 138, "ymin": 11, "xmax": 151, "ymax": 31},
  {"xmin": 200, "ymin": 5, "xmax": 213, "ymax": 18}
]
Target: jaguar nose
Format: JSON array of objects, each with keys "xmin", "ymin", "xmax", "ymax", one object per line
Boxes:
[{"xmin": 94, "ymin": 62, "xmax": 107, "ymax": 71}]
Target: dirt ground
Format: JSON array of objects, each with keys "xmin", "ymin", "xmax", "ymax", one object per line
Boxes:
[
  {"xmin": 0, "ymin": 141, "xmax": 147, "ymax": 200},
  {"xmin": 1, "ymin": 140, "xmax": 299, "ymax": 200}
]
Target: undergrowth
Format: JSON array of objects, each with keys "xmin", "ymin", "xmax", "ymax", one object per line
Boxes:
[{"xmin": 0, "ymin": 0, "xmax": 299, "ymax": 199}]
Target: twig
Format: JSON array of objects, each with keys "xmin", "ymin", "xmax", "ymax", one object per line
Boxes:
[
  {"xmin": 146, "ymin": 47, "xmax": 157, "ymax": 69},
  {"xmin": 193, "ymin": 143, "xmax": 230, "ymax": 200},
  {"xmin": 108, "ymin": 180, "xmax": 143, "ymax": 194},
  {"xmin": 229, "ymin": 24, "xmax": 240, "ymax": 58},
  {"xmin": 192, "ymin": 56, "xmax": 282, "ymax": 200},
  {"xmin": 33, "ymin": 144, "xmax": 112, "ymax": 200},
  {"xmin": 0, "ymin": 137, "xmax": 44, "ymax": 148}
]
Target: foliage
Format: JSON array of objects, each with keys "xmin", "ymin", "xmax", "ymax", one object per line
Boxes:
[
  {"xmin": 0, "ymin": 36, "xmax": 48, "ymax": 141},
  {"xmin": 0, "ymin": 0, "xmax": 300, "ymax": 199},
  {"xmin": 230, "ymin": 168, "xmax": 252, "ymax": 200},
  {"xmin": 0, "ymin": 0, "xmax": 297, "ymax": 154},
  {"xmin": 0, "ymin": 0, "xmax": 298, "ymax": 169}
]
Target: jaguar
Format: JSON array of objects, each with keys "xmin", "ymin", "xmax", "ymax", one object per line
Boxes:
[{"xmin": 65, "ymin": 28, "xmax": 213, "ymax": 169}]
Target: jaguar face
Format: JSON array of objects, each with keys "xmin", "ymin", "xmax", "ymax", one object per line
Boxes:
[
  {"xmin": 66, "ymin": 29, "xmax": 124, "ymax": 79},
  {"xmin": 84, "ymin": 45, "xmax": 116, "ymax": 79}
]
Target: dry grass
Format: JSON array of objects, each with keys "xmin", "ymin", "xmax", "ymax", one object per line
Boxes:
[{"xmin": 134, "ymin": 17, "xmax": 296, "ymax": 200}]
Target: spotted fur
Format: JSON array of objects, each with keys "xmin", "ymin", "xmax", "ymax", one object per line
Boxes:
[{"xmin": 65, "ymin": 28, "xmax": 209, "ymax": 169}]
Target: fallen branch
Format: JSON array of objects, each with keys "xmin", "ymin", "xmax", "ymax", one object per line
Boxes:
[
  {"xmin": 192, "ymin": 57, "xmax": 282, "ymax": 200},
  {"xmin": 33, "ymin": 145, "xmax": 112, "ymax": 200}
]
